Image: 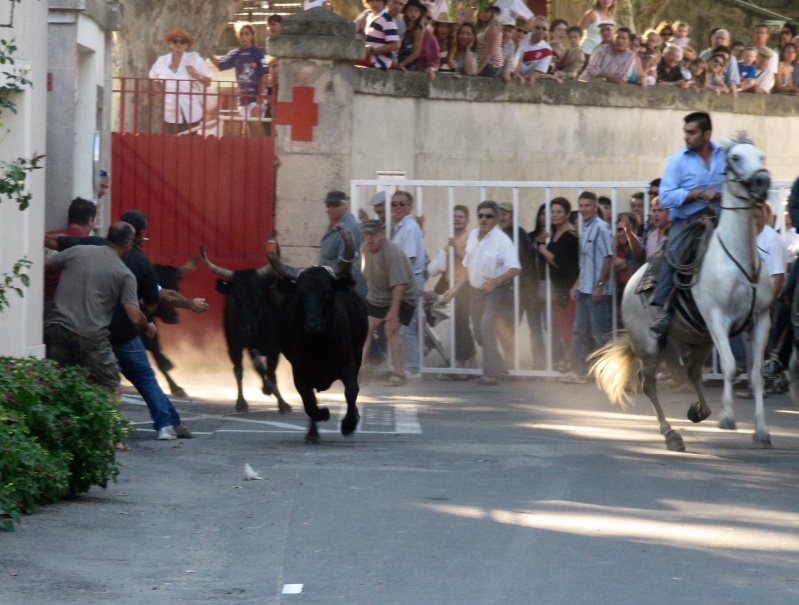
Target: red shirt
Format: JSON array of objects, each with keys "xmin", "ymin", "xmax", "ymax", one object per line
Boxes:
[{"xmin": 44, "ymin": 227, "xmax": 88, "ymax": 301}]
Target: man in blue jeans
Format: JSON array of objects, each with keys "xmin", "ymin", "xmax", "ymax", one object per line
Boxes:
[
  {"xmin": 110, "ymin": 211, "xmax": 210, "ymax": 440},
  {"xmin": 562, "ymin": 192, "xmax": 613, "ymax": 383}
]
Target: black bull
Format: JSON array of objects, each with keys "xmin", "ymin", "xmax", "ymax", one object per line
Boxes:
[
  {"xmin": 200, "ymin": 248, "xmax": 292, "ymax": 414},
  {"xmin": 201, "ymin": 225, "xmax": 367, "ymax": 441}
]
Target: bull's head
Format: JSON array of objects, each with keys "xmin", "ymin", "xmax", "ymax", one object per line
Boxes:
[
  {"xmin": 266, "ymin": 226, "xmax": 356, "ymax": 335},
  {"xmin": 200, "ymin": 245, "xmax": 275, "ymax": 340}
]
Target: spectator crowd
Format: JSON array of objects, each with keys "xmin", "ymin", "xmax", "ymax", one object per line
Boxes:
[{"xmin": 353, "ymin": 0, "xmax": 799, "ymax": 96}]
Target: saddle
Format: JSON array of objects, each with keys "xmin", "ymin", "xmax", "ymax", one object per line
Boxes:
[{"xmin": 636, "ymin": 214, "xmax": 718, "ymax": 333}]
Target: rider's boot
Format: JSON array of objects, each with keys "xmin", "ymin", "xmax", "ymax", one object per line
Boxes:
[{"xmin": 649, "ymin": 303, "xmax": 673, "ymax": 338}]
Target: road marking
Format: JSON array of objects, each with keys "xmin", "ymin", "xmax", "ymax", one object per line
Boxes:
[{"xmin": 121, "ymin": 395, "xmax": 422, "ymax": 435}]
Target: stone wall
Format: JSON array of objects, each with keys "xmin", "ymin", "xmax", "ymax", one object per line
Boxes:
[{"xmin": 271, "ymin": 9, "xmax": 799, "ymax": 265}]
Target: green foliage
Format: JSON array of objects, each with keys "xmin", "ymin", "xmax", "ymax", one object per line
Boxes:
[
  {"xmin": 0, "ymin": 357, "xmax": 131, "ymax": 531},
  {"xmin": 0, "ymin": 153, "xmax": 44, "ymax": 210},
  {"xmin": 0, "ymin": 257, "xmax": 31, "ymax": 313}
]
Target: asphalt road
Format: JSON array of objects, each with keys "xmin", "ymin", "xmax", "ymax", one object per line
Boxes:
[{"xmin": 2, "ymin": 369, "xmax": 799, "ymax": 605}]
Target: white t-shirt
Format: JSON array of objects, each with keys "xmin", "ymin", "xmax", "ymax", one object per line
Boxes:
[
  {"xmin": 463, "ymin": 226, "xmax": 521, "ymax": 289},
  {"xmin": 149, "ymin": 52, "xmax": 213, "ymax": 125},
  {"xmin": 516, "ymin": 38, "xmax": 553, "ymax": 77},
  {"xmin": 756, "ymin": 224, "xmax": 786, "ymax": 276}
]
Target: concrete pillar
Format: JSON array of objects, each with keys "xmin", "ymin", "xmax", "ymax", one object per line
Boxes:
[{"xmin": 268, "ymin": 8, "xmax": 365, "ymax": 265}]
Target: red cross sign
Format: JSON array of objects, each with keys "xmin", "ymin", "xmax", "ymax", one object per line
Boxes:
[{"xmin": 275, "ymin": 86, "xmax": 318, "ymax": 142}]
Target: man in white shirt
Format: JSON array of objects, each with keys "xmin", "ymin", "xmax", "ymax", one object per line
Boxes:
[
  {"xmin": 443, "ymin": 201, "xmax": 521, "ymax": 385},
  {"xmin": 514, "ymin": 16, "xmax": 562, "ymax": 86},
  {"xmin": 754, "ymin": 201, "xmax": 786, "ymax": 297},
  {"xmin": 391, "ymin": 190, "xmax": 426, "ymax": 378}
]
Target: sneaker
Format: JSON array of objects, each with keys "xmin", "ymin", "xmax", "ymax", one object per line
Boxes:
[
  {"xmin": 406, "ymin": 372, "xmax": 422, "ymax": 381},
  {"xmin": 173, "ymin": 424, "xmax": 192, "ymax": 439},
  {"xmin": 157, "ymin": 426, "xmax": 177, "ymax": 441},
  {"xmin": 475, "ymin": 376, "xmax": 498, "ymax": 386}
]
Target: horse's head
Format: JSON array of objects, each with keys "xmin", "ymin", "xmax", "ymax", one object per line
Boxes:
[{"xmin": 721, "ymin": 132, "xmax": 770, "ymax": 202}]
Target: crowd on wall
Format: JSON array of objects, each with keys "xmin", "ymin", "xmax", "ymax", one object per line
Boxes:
[{"xmin": 353, "ymin": 0, "xmax": 799, "ymax": 96}]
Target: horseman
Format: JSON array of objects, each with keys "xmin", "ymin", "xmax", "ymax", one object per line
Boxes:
[{"xmin": 650, "ymin": 111, "xmax": 727, "ymax": 337}]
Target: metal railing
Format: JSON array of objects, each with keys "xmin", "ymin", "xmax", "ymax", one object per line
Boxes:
[
  {"xmin": 351, "ymin": 178, "xmax": 795, "ymax": 380},
  {"xmin": 112, "ymin": 77, "xmax": 275, "ymax": 137}
]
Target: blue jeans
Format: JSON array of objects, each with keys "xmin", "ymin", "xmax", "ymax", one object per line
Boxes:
[
  {"xmin": 571, "ymin": 292, "xmax": 612, "ymax": 375},
  {"xmin": 400, "ymin": 274, "xmax": 425, "ymax": 375},
  {"xmin": 470, "ymin": 285, "xmax": 509, "ymax": 377},
  {"xmin": 113, "ymin": 336, "xmax": 180, "ymax": 431}
]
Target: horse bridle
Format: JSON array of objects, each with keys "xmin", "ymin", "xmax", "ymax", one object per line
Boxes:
[{"xmin": 722, "ymin": 148, "xmax": 770, "ymax": 209}]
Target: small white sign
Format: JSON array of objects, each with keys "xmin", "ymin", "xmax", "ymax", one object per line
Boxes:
[{"xmin": 282, "ymin": 584, "xmax": 304, "ymax": 594}]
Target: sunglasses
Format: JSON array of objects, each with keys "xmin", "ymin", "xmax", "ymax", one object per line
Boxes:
[
  {"xmin": 391, "ymin": 201, "xmax": 408, "ymax": 208},
  {"xmin": 478, "ymin": 213, "xmax": 496, "ymax": 219},
  {"xmin": 515, "ymin": 27, "xmax": 527, "ymax": 33},
  {"xmin": 170, "ymin": 38, "xmax": 189, "ymax": 45}
]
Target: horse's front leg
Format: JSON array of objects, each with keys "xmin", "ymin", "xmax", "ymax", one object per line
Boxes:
[
  {"xmin": 748, "ymin": 310, "xmax": 772, "ymax": 447},
  {"xmin": 706, "ymin": 310, "xmax": 737, "ymax": 430}
]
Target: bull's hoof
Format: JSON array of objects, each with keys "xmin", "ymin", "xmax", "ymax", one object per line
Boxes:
[
  {"xmin": 341, "ymin": 410, "xmax": 360, "ymax": 436},
  {"xmin": 718, "ymin": 417, "xmax": 737, "ymax": 431},
  {"xmin": 278, "ymin": 400, "xmax": 292, "ymax": 414},
  {"xmin": 664, "ymin": 430, "xmax": 686, "ymax": 452},
  {"xmin": 687, "ymin": 402, "xmax": 711, "ymax": 424},
  {"xmin": 235, "ymin": 399, "xmax": 249, "ymax": 413},
  {"xmin": 171, "ymin": 386, "xmax": 188, "ymax": 398},
  {"xmin": 753, "ymin": 429, "xmax": 772, "ymax": 448},
  {"xmin": 306, "ymin": 423, "xmax": 320, "ymax": 444},
  {"xmin": 318, "ymin": 407, "xmax": 331, "ymax": 422}
]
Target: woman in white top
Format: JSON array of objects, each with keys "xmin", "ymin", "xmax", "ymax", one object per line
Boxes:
[
  {"xmin": 578, "ymin": 0, "xmax": 614, "ymax": 58},
  {"xmin": 149, "ymin": 28, "xmax": 213, "ymax": 134}
]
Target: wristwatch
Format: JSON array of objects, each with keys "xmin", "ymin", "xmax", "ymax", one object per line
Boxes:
[{"xmin": 597, "ymin": 281, "xmax": 605, "ymax": 287}]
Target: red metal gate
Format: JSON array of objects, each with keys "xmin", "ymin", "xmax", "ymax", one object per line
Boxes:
[{"xmin": 111, "ymin": 77, "xmax": 276, "ymax": 355}]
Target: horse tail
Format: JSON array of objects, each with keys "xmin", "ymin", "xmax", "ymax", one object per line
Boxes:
[{"xmin": 589, "ymin": 333, "xmax": 639, "ymax": 409}]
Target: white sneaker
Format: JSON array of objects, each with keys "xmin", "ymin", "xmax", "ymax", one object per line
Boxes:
[
  {"xmin": 157, "ymin": 426, "xmax": 177, "ymax": 441},
  {"xmin": 406, "ymin": 372, "xmax": 422, "ymax": 381}
]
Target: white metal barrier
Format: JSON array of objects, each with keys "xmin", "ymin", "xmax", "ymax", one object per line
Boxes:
[{"xmin": 351, "ymin": 179, "xmax": 796, "ymax": 380}]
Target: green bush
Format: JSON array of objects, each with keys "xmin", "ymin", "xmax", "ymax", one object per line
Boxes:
[{"xmin": 0, "ymin": 357, "xmax": 130, "ymax": 531}]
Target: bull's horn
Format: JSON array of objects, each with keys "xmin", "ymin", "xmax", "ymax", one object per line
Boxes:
[
  {"xmin": 255, "ymin": 263, "xmax": 272, "ymax": 278},
  {"xmin": 200, "ymin": 245, "xmax": 234, "ymax": 281},
  {"xmin": 333, "ymin": 225, "xmax": 355, "ymax": 277},
  {"xmin": 266, "ymin": 239, "xmax": 302, "ymax": 282}
]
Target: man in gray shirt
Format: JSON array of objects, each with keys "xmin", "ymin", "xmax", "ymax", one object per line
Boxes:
[{"xmin": 44, "ymin": 221, "xmax": 155, "ymax": 388}]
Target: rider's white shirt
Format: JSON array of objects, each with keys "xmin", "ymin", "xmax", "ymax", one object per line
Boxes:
[{"xmin": 756, "ymin": 224, "xmax": 786, "ymax": 276}]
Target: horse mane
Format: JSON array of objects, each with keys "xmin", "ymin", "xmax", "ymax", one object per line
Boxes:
[{"xmin": 730, "ymin": 131, "xmax": 753, "ymax": 146}]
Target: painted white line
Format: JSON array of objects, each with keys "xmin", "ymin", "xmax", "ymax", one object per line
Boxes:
[
  {"xmin": 394, "ymin": 404, "xmax": 422, "ymax": 434},
  {"xmin": 282, "ymin": 584, "xmax": 303, "ymax": 594}
]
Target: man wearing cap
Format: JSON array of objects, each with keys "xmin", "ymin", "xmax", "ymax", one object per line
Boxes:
[
  {"xmin": 443, "ymin": 201, "xmax": 521, "ymax": 386},
  {"xmin": 320, "ymin": 191, "xmax": 366, "ymax": 298},
  {"xmin": 581, "ymin": 26, "xmax": 635, "ymax": 83},
  {"xmin": 368, "ymin": 191, "xmax": 387, "ymax": 223},
  {"xmin": 361, "ymin": 220, "xmax": 420, "ymax": 387},
  {"xmin": 390, "ymin": 190, "xmax": 426, "ymax": 378}
]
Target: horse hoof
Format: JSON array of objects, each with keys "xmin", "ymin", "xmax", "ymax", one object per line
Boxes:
[
  {"xmin": 319, "ymin": 407, "xmax": 331, "ymax": 422},
  {"xmin": 235, "ymin": 399, "xmax": 249, "ymax": 413},
  {"xmin": 262, "ymin": 384, "xmax": 274, "ymax": 396},
  {"xmin": 171, "ymin": 387, "xmax": 188, "ymax": 398},
  {"xmin": 753, "ymin": 430, "xmax": 772, "ymax": 448},
  {"xmin": 718, "ymin": 417, "xmax": 737, "ymax": 431},
  {"xmin": 341, "ymin": 411, "xmax": 360, "ymax": 436},
  {"xmin": 665, "ymin": 430, "xmax": 685, "ymax": 452},
  {"xmin": 278, "ymin": 400, "xmax": 292, "ymax": 414},
  {"xmin": 687, "ymin": 402, "xmax": 710, "ymax": 424}
]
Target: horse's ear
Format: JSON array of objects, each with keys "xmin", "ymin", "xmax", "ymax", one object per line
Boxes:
[{"xmin": 720, "ymin": 136, "xmax": 734, "ymax": 152}]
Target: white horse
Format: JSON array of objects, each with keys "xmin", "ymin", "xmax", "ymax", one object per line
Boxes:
[{"xmin": 591, "ymin": 134, "xmax": 773, "ymax": 452}]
